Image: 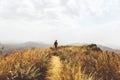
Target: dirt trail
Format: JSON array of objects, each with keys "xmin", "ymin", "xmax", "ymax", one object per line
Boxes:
[{"xmin": 46, "ymin": 56, "xmax": 63, "ymax": 80}]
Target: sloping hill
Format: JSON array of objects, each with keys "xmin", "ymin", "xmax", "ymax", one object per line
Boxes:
[{"xmin": 0, "ymin": 45, "xmax": 120, "ymax": 80}]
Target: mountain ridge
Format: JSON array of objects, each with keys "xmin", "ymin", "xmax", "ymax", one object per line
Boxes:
[{"xmin": 0, "ymin": 42, "xmax": 50, "ymax": 54}]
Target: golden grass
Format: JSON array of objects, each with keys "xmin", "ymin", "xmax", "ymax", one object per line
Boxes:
[
  {"xmin": 0, "ymin": 45, "xmax": 119, "ymax": 80},
  {"xmin": 0, "ymin": 48, "xmax": 50, "ymax": 80}
]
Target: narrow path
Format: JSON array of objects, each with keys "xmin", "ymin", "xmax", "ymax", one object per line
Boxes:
[{"xmin": 46, "ymin": 56, "xmax": 63, "ymax": 80}]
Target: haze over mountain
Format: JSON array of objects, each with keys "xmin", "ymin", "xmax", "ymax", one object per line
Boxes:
[{"xmin": 0, "ymin": 42, "xmax": 50, "ymax": 54}]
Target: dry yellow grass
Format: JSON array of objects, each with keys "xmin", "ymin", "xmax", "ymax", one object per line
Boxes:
[
  {"xmin": 0, "ymin": 48, "xmax": 50, "ymax": 80},
  {"xmin": 0, "ymin": 45, "xmax": 119, "ymax": 80}
]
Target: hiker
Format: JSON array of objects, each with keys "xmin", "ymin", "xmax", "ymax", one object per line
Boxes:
[{"xmin": 54, "ymin": 40, "xmax": 58, "ymax": 49}]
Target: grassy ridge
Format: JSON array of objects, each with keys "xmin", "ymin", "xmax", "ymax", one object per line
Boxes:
[{"xmin": 0, "ymin": 45, "xmax": 120, "ymax": 80}]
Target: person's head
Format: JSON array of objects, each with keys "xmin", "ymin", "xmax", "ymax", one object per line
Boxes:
[{"xmin": 55, "ymin": 40, "xmax": 57, "ymax": 42}]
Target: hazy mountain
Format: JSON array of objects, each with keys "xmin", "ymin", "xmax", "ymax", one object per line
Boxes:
[
  {"xmin": 69, "ymin": 43, "xmax": 120, "ymax": 52},
  {"xmin": 97, "ymin": 45, "xmax": 114, "ymax": 51},
  {"xmin": 0, "ymin": 42, "xmax": 50, "ymax": 54},
  {"xmin": 22, "ymin": 41, "xmax": 50, "ymax": 48},
  {"xmin": 97, "ymin": 44, "xmax": 120, "ymax": 53}
]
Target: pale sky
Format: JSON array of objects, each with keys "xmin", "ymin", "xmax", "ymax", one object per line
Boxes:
[{"xmin": 0, "ymin": 0, "xmax": 120, "ymax": 48}]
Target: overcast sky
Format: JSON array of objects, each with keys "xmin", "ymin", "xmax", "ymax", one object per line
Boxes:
[{"xmin": 0, "ymin": 0, "xmax": 120, "ymax": 48}]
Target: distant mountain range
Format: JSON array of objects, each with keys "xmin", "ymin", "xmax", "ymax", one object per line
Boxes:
[
  {"xmin": 0, "ymin": 42, "xmax": 50, "ymax": 54},
  {"xmin": 69, "ymin": 43, "xmax": 120, "ymax": 53},
  {"xmin": 97, "ymin": 45, "xmax": 120, "ymax": 53},
  {"xmin": 0, "ymin": 42, "xmax": 119, "ymax": 55}
]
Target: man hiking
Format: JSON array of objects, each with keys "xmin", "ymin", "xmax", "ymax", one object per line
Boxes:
[{"xmin": 54, "ymin": 40, "xmax": 58, "ymax": 49}]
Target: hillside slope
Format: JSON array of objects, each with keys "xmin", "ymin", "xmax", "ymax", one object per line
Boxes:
[{"xmin": 0, "ymin": 45, "xmax": 120, "ymax": 80}]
